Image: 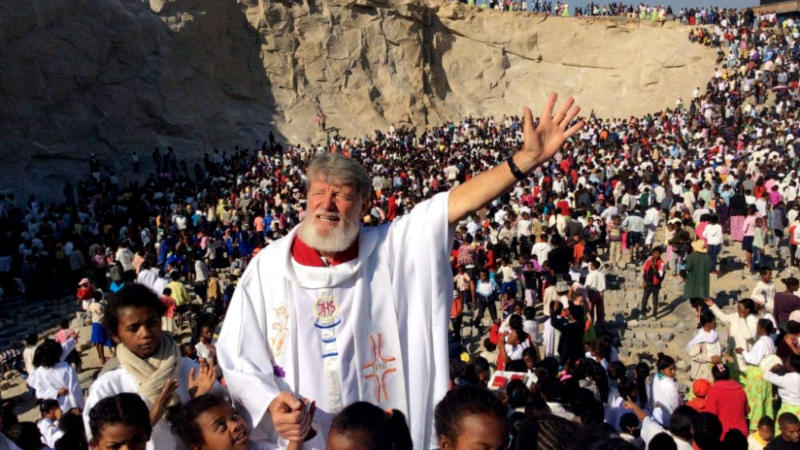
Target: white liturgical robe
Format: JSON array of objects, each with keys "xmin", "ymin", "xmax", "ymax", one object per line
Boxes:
[{"xmin": 217, "ymin": 192, "xmax": 454, "ymax": 449}]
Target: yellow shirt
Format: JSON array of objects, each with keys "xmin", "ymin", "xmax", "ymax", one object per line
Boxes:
[{"xmin": 167, "ymin": 280, "xmax": 190, "ymax": 306}]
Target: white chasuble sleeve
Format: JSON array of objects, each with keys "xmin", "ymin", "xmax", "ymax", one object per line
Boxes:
[
  {"xmin": 384, "ymin": 191, "xmax": 454, "ymax": 449},
  {"xmin": 217, "ymin": 260, "xmax": 287, "ymax": 442}
]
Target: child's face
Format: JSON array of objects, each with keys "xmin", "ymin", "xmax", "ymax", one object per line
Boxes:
[
  {"xmin": 113, "ymin": 306, "xmax": 163, "ymax": 358},
  {"xmin": 523, "ymin": 355, "xmax": 536, "ymax": 370},
  {"xmin": 762, "ymin": 270, "xmax": 773, "ymax": 282},
  {"xmin": 439, "ymin": 413, "xmax": 507, "ymax": 450},
  {"xmin": 195, "ymin": 403, "xmax": 249, "ymax": 450},
  {"xmin": 201, "ymin": 326, "xmax": 214, "ymax": 342},
  {"xmin": 90, "ymin": 423, "xmax": 149, "ymax": 450},
  {"xmin": 184, "ymin": 345, "xmax": 197, "ymax": 359},
  {"xmin": 759, "ymin": 424, "xmax": 774, "ymax": 442}
]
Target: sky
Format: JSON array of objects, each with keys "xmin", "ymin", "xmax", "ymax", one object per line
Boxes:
[{"xmin": 569, "ymin": 0, "xmax": 759, "ymax": 10}]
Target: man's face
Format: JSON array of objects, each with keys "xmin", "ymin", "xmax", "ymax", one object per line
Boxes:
[
  {"xmin": 299, "ymin": 178, "xmax": 366, "ymax": 253},
  {"xmin": 782, "ymin": 422, "xmax": 800, "ymax": 443}
]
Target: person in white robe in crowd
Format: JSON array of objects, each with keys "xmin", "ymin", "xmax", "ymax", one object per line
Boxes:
[
  {"xmin": 216, "ymin": 94, "xmax": 584, "ymax": 449},
  {"xmin": 27, "ymin": 339, "xmax": 84, "ymax": 414}
]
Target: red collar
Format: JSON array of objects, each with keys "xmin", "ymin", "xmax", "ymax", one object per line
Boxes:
[{"xmin": 291, "ymin": 235, "xmax": 358, "ymax": 267}]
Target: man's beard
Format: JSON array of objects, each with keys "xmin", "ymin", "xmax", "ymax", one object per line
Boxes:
[{"xmin": 297, "ymin": 208, "xmax": 361, "ymax": 254}]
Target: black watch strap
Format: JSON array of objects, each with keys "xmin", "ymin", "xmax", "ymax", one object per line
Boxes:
[{"xmin": 506, "ymin": 156, "xmax": 526, "ymax": 181}]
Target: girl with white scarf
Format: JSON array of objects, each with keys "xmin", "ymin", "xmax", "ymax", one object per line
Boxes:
[
  {"xmin": 83, "ymin": 284, "xmax": 222, "ymax": 450},
  {"xmin": 687, "ymin": 310, "xmax": 722, "ymax": 381}
]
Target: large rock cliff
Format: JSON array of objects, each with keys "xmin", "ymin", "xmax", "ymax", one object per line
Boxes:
[{"xmin": 0, "ymin": 0, "xmax": 715, "ymax": 199}]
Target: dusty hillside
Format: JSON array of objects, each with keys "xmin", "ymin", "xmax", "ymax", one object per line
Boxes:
[{"xmin": 0, "ymin": 0, "xmax": 715, "ymax": 199}]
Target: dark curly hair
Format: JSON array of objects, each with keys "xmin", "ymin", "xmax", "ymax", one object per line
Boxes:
[
  {"xmin": 330, "ymin": 401, "xmax": 412, "ymax": 450},
  {"xmin": 167, "ymin": 394, "xmax": 231, "ymax": 449},
  {"xmin": 33, "ymin": 339, "xmax": 63, "ymax": 368},
  {"xmin": 435, "ymin": 385, "xmax": 507, "ymax": 444},
  {"xmin": 88, "ymin": 393, "xmax": 151, "ymax": 443},
  {"xmin": 104, "ymin": 283, "xmax": 165, "ymax": 337}
]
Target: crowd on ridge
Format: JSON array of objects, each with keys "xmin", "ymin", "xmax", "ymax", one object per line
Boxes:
[
  {"xmin": 455, "ymin": 0, "xmax": 769, "ymax": 26},
  {"xmin": 5, "ymin": 5, "xmax": 800, "ymax": 450}
]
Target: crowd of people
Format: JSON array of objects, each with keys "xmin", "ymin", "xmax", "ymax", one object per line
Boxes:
[
  {"xmin": 453, "ymin": 0, "xmax": 767, "ymax": 27},
  {"xmin": 4, "ymin": 4, "xmax": 800, "ymax": 450}
]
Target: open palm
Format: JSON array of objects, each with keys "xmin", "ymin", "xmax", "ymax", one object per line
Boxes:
[{"xmin": 521, "ymin": 93, "xmax": 584, "ymax": 165}]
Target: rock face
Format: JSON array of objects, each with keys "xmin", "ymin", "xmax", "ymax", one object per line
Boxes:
[{"xmin": 0, "ymin": 0, "xmax": 715, "ymax": 199}]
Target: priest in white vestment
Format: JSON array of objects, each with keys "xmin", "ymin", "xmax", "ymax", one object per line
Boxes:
[{"xmin": 216, "ymin": 94, "xmax": 584, "ymax": 449}]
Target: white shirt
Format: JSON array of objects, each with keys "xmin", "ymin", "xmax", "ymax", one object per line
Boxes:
[
  {"xmin": 28, "ymin": 362, "xmax": 84, "ymax": 412},
  {"xmin": 752, "ymin": 281, "xmax": 777, "ymax": 312},
  {"xmin": 702, "ymin": 224, "xmax": 724, "ymax": 246},
  {"xmin": 546, "ymin": 401, "xmax": 575, "ymax": 421},
  {"xmin": 709, "ymin": 304, "xmax": 758, "ymax": 372},
  {"xmin": 523, "ymin": 319, "xmax": 539, "ymax": 343},
  {"xmin": 137, "ymin": 268, "xmax": 159, "ymax": 293},
  {"xmin": 531, "ymin": 242, "xmax": 552, "ymax": 264},
  {"xmin": 115, "ymin": 248, "xmax": 135, "ymax": 272},
  {"xmin": 584, "ymin": 269, "xmax": 606, "ymax": 293},
  {"xmin": 153, "ymin": 276, "xmax": 169, "ymax": 298},
  {"xmin": 195, "ymin": 260, "xmax": 210, "ymax": 282},
  {"xmin": 195, "ymin": 341, "xmax": 215, "ymax": 361},
  {"xmin": 743, "ymin": 335, "xmax": 776, "ymax": 366},
  {"xmin": 504, "ymin": 339, "xmax": 531, "ymax": 361},
  {"xmin": 651, "ymin": 375, "xmax": 680, "ymax": 426},
  {"xmin": 37, "ymin": 418, "xmax": 63, "ymax": 448},
  {"xmin": 764, "ymin": 371, "xmax": 800, "ymax": 406},
  {"xmin": 516, "ymin": 219, "xmax": 532, "ymax": 237},
  {"xmin": 23, "ymin": 346, "xmax": 35, "ymax": 375}
]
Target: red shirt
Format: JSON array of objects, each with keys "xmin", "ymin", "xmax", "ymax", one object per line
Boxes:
[
  {"xmin": 557, "ymin": 200, "xmax": 570, "ymax": 216},
  {"xmin": 161, "ymin": 296, "xmax": 177, "ymax": 319},
  {"xmin": 291, "ymin": 235, "xmax": 358, "ymax": 267},
  {"xmin": 705, "ymin": 379, "xmax": 749, "ymax": 437}
]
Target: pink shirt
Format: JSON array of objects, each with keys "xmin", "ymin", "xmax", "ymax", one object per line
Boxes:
[
  {"xmin": 769, "ymin": 190, "xmax": 782, "ymax": 207},
  {"xmin": 742, "ymin": 215, "xmax": 757, "ymax": 237},
  {"xmin": 54, "ymin": 329, "xmax": 76, "ymax": 344}
]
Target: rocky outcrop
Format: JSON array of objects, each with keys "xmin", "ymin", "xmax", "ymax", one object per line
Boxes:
[{"xmin": 0, "ymin": 0, "xmax": 715, "ymax": 199}]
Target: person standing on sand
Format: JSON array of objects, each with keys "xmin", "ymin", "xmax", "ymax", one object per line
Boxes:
[{"xmin": 684, "ymin": 240, "xmax": 711, "ymax": 302}]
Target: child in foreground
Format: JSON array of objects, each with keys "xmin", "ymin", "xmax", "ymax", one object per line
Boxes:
[
  {"xmin": 89, "ymin": 393, "xmax": 151, "ymax": 450},
  {"xmin": 170, "ymin": 393, "xmax": 317, "ymax": 449},
  {"xmin": 435, "ymin": 385, "xmax": 508, "ymax": 450},
  {"xmin": 326, "ymin": 401, "xmax": 411, "ymax": 450}
]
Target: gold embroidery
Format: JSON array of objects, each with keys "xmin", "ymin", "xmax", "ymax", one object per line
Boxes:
[{"xmin": 270, "ymin": 306, "xmax": 289, "ymax": 357}]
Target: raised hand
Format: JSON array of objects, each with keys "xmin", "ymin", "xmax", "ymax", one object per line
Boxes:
[
  {"xmin": 188, "ymin": 358, "xmax": 216, "ymax": 398},
  {"xmin": 520, "ymin": 93, "xmax": 584, "ymax": 167},
  {"xmin": 149, "ymin": 378, "xmax": 179, "ymax": 425}
]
